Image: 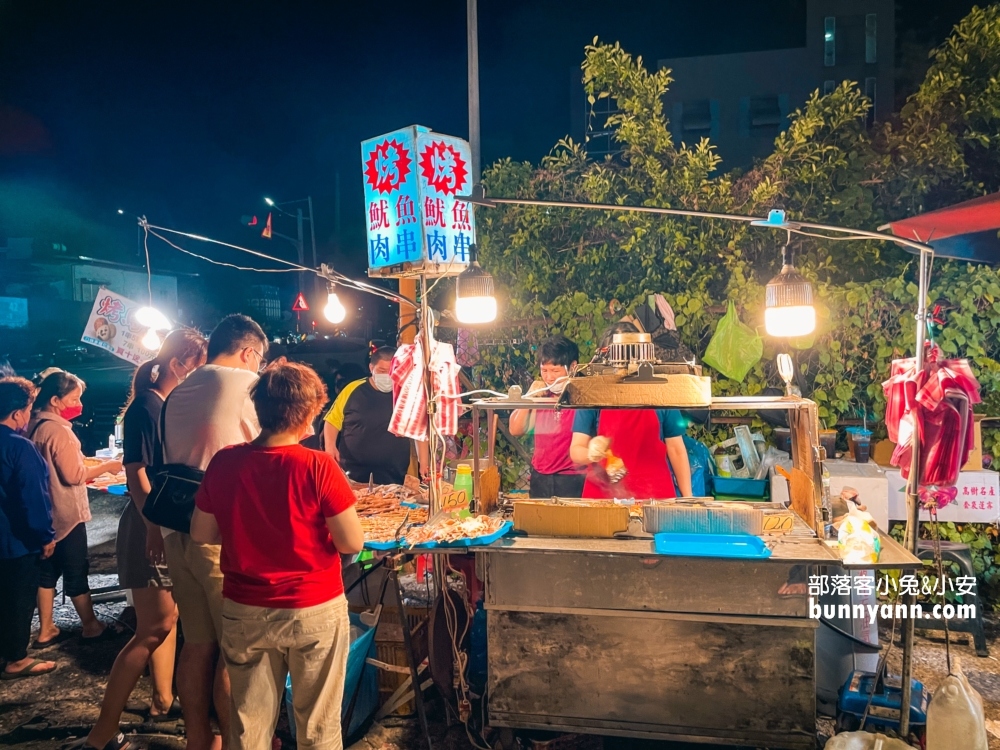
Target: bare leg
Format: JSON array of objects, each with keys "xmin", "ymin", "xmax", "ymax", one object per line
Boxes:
[
  {"xmin": 148, "ymin": 616, "xmax": 179, "ymax": 715},
  {"xmin": 71, "ymin": 592, "xmax": 106, "ymax": 638},
  {"xmin": 85, "ymin": 588, "xmax": 178, "ymax": 747},
  {"xmin": 36, "ymin": 587, "xmax": 59, "ymax": 642},
  {"xmin": 178, "ymin": 642, "xmax": 221, "ymax": 750},
  {"xmin": 214, "ymin": 657, "xmax": 231, "ymax": 750}
]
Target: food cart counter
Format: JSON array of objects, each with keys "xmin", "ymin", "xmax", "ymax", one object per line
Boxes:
[{"xmin": 477, "ymin": 530, "xmax": 919, "ymax": 749}]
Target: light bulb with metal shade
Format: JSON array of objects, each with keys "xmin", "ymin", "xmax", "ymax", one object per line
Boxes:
[
  {"xmin": 135, "ymin": 306, "xmax": 172, "ymax": 331},
  {"xmin": 454, "ymin": 245, "xmax": 497, "ymax": 325},
  {"xmin": 764, "ymin": 247, "xmax": 815, "ymax": 338},
  {"xmin": 324, "ymin": 290, "xmax": 347, "ymax": 324},
  {"xmin": 141, "ymin": 328, "xmax": 162, "ymax": 351}
]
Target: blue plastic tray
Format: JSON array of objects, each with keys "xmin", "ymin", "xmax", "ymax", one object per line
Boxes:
[
  {"xmin": 106, "ymin": 484, "xmax": 129, "ymax": 495},
  {"xmin": 364, "ymin": 538, "xmax": 407, "ymax": 551},
  {"xmin": 410, "ymin": 520, "xmax": 513, "ymax": 551},
  {"xmin": 653, "ymin": 532, "xmax": 771, "ymax": 559}
]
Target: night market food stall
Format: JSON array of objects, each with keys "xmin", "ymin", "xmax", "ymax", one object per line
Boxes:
[{"xmin": 463, "ymin": 338, "xmax": 922, "ymax": 750}]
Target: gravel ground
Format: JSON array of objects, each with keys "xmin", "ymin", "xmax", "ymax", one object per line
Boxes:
[{"xmin": 3, "ymin": 496, "xmax": 999, "ymax": 750}]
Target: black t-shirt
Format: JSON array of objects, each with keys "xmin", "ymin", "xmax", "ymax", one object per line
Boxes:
[
  {"xmin": 123, "ymin": 390, "xmax": 164, "ymax": 467},
  {"xmin": 334, "ymin": 380, "xmax": 410, "ymax": 485}
]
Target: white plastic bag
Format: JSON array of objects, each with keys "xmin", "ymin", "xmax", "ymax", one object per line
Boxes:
[
  {"xmin": 838, "ymin": 506, "xmax": 881, "ymax": 565},
  {"xmin": 926, "ymin": 658, "xmax": 988, "ymax": 750}
]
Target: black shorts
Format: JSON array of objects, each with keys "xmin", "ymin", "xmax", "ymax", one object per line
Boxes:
[
  {"xmin": 37, "ymin": 522, "xmax": 91, "ymax": 597},
  {"xmin": 529, "ymin": 469, "xmax": 586, "ymax": 499}
]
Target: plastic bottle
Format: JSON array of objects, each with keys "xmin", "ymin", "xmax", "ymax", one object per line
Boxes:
[
  {"xmin": 453, "ymin": 465, "xmax": 474, "ymax": 511},
  {"xmin": 926, "ymin": 659, "xmax": 988, "ymax": 750},
  {"xmin": 824, "ymin": 732, "xmax": 912, "ymax": 750}
]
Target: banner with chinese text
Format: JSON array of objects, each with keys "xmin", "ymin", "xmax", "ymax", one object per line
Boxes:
[
  {"xmin": 361, "ymin": 126, "xmax": 476, "ymax": 275},
  {"xmin": 81, "ymin": 289, "xmax": 158, "ymax": 365}
]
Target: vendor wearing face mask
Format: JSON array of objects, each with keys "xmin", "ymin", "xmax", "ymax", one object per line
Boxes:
[
  {"xmin": 509, "ymin": 335, "xmax": 586, "ymax": 498},
  {"xmin": 323, "ymin": 346, "xmax": 412, "ymax": 485}
]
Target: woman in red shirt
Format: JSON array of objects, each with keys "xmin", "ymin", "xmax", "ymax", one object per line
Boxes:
[{"xmin": 190, "ymin": 360, "xmax": 363, "ymax": 750}]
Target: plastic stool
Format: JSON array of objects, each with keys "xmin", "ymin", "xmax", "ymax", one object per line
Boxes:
[{"xmin": 915, "ymin": 540, "xmax": 988, "ymax": 657}]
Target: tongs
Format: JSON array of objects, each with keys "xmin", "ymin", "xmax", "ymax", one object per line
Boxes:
[{"xmin": 393, "ymin": 509, "xmax": 411, "ymax": 544}]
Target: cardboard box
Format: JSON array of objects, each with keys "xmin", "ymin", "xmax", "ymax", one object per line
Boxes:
[
  {"xmin": 513, "ymin": 500, "xmax": 629, "ymax": 538},
  {"xmin": 964, "ymin": 415, "xmax": 984, "ymax": 472}
]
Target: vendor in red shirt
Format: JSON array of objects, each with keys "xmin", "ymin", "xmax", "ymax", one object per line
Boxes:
[
  {"xmin": 509, "ymin": 335, "xmax": 585, "ymax": 498},
  {"xmin": 191, "ymin": 359, "xmax": 363, "ymax": 750},
  {"xmin": 569, "ymin": 323, "xmax": 693, "ymax": 500}
]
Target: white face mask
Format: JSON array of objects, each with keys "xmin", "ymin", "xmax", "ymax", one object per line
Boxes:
[{"xmin": 372, "ymin": 373, "xmax": 393, "ymax": 393}]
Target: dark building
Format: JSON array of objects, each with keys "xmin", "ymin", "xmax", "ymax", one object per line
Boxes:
[{"xmin": 576, "ymin": 0, "xmax": 894, "ymax": 168}]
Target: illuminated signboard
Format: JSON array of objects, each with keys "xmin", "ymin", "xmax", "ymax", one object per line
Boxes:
[{"xmin": 361, "ymin": 125, "xmax": 476, "ymax": 277}]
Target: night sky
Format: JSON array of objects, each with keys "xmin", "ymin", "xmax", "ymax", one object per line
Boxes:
[{"xmin": 0, "ymin": 0, "xmax": 978, "ymax": 313}]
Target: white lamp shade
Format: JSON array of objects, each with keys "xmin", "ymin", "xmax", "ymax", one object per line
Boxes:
[
  {"xmin": 455, "ymin": 295, "xmax": 497, "ymax": 325},
  {"xmin": 135, "ymin": 306, "xmax": 172, "ymax": 331},
  {"xmin": 141, "ymin": 329, "xmax": 162, "ymax": 351},
  {"xmin": 765, "ymin": 305, "xmax": 816, "ymax": 338},
  {"xmin": 324, "ymin": 292, "xmax": 347, "ymax": 324}
]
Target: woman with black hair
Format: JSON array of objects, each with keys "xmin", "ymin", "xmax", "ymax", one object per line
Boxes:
[{"xmin": 28, "ymin": 371, "xmax": 121, "ymax": 647}]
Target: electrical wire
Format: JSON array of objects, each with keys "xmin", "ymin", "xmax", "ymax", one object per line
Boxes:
[
  {"xmin": 142, "ymin": 225, "xmax": 154, "ymax": 307},
  {"xmin": 147, "ymin": 228, "xmax": 299, "ymax": 273}
]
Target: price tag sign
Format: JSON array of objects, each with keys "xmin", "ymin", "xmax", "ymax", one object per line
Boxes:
[{"xmin": 439, "ymin": 482, "xmax": 472, "ymax": 517}]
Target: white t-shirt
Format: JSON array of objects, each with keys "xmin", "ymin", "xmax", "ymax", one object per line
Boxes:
[{"xmin": 161, "ymin": 364, "xmax": 260, "ymax": 536}]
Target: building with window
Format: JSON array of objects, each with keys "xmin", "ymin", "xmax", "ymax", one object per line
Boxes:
[
  {"xmin": 577, "ymin": 0, "xmax": 894, "ymax": 168},
  {"xmin": 657, "ymin": 0, "xmax": 894, "ymax": 169}
]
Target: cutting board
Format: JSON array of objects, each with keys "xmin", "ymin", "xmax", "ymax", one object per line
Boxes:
[{"xmin": 789, "ymin": 467, "xmax": 816, "ymax": 530}]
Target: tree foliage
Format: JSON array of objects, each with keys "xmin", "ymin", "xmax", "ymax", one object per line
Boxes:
[{"xmin": 476, "ymin": 6, "xmax": 1000, "ymax": 460}]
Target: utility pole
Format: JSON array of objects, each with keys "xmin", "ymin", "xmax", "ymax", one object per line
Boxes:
[
  {"xmin": 467, "ymin": 0, "xmax": 481, "ymax": 183},
  {"xmin": 296, "ymin": 208, "xmax": 306, "ymax": 301},
  {"xmin": 307, "ymin": 196, "xmax": 319, "ymax": 299}
]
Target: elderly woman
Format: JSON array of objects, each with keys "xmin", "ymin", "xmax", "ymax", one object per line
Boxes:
[
  {"xmin": 29, "ymin": 371, "xmax": 121, "ymax": 646},
  {"xmin": 191, "ymin": 359, "xmax": 363, "ymax": 750}
]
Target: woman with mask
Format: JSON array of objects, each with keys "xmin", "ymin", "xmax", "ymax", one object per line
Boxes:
[
  {"xmin": 323, "ymin": 346, "xmax": 413, "ymax": 484},
  {"xmin": 68, "ymin": 329, "xmax": 210, "ymax": 750},
  {"xmin": 509, "ymin": 335, "xmax": 585, "ymax": 498},
  {"xmin": 29, "ymin": 371, "xmax": 121, "ymax": 646}
]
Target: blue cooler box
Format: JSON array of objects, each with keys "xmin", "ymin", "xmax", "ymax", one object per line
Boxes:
[{"xmin": 285, "ymin": 612, "xmax": 379, "ymax": 740}]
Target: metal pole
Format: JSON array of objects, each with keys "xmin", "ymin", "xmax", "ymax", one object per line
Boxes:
[
  {"xmin": 899, "ymin": 246, "xmax": 931, "ymax": 738},
  {"xmin": 296, "ymin": 208, "xmax": 306, "ymax": 300},
  {"xmin": 307, "ymin": 196, "xmax": 319, "ymax": 299},
  {"xmin": 467, "ymin": 0, "xmax": 481, "ymax": 183}
]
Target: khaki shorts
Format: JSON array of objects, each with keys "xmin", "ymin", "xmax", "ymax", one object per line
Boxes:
[{"xmin": 163, "ymin": 533, "xmax": 223, "ymax": 645}]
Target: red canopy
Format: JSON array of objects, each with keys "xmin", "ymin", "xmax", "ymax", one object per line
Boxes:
[{"xmin": 886, "ymin": 192, "xmax": 1000, "ymax": 263}]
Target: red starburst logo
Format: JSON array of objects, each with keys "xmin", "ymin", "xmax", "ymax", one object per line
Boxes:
[
  {"xmin": 364, "ymin": 138, "xmax": 413, "ymax": 195},
  {"xmin": 419, "ymin": 141, "xmax": 468, "ymax": 196}
]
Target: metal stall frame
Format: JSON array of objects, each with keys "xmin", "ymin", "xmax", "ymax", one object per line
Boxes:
[{"xmin": 467, "ymin": 394, "xmax": 921, "ymax": 749}]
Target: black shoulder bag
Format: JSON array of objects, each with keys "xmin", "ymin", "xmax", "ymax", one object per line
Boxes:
[{"xmin": 142, "ymin": 394, "xmax": 204, "ymax": 534}]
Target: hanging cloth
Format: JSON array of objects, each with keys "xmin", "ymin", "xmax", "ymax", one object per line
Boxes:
[
  {"xmin": 882, "ymin": 352, "xmax": 981, "ymax": 494},
  {"xmin": 389, "ymin": 339, "xmax": 462, "ymax": 441}
]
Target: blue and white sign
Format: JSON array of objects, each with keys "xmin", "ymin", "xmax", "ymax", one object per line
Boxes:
[{"xmin": 361, "ymin": 125, "xmax": 476, "ymax": 276}]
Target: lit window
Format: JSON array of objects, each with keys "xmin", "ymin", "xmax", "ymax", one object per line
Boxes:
[
  {"xmin": 866, "ymin": 14, "xmax": 877, "ymax": 64},
  {"xmin": 824, "ymin": 17, "xmax": 836, "ymax": 67}
]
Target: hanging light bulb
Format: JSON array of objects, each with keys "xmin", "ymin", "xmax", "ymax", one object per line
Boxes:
[
  {"xmin": 764, "ymin": 242, "xmax": 815, "ymax": 337},
  {"xmin": 454, "ymin": 244, "xmax": 497, "ymax": 325},
  {"xmin": 135, "ymin": 306, "xmax": 172, "ymax": 331},
  {"xmin": 324, "ymin": 287, "xmax": 347, "ymax": 324},
  {"xmin": 141, "ymin": 328, "xmax": 162, "ymax": 351}
]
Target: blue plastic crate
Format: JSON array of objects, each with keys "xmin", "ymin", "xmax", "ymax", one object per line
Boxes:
[{"xmin": 712, "ymin": 476, "xmax": 768, "ymax": 498}]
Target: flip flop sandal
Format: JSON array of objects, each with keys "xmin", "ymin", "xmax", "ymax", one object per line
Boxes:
[
  {"xmin": 62, "ymin": 731, "xmax": 132, "ymax": 750},
  {"xmin": 31, "ymin": 631, "xmax": 74, "ymax": 649},
  {"xmin": 145, "ymin": 696, "xmax": 182, "ymax": 722},
  {"xmin": 81, "ymin": 628, "xmax": 115, "ymax": 644},
  {"xmin": 1, "ymin": 658, "xmax": 57, "ymax": 680}
]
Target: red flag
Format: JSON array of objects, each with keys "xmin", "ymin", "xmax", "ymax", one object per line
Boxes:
[{"xmin": 262, "ymin": 212, "xmax": 272, "ymax": 239}]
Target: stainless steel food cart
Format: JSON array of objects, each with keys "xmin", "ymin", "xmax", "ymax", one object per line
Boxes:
[{"xmin": 468, "ymin": 395, "xmax": 922, "ymax": 749}]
